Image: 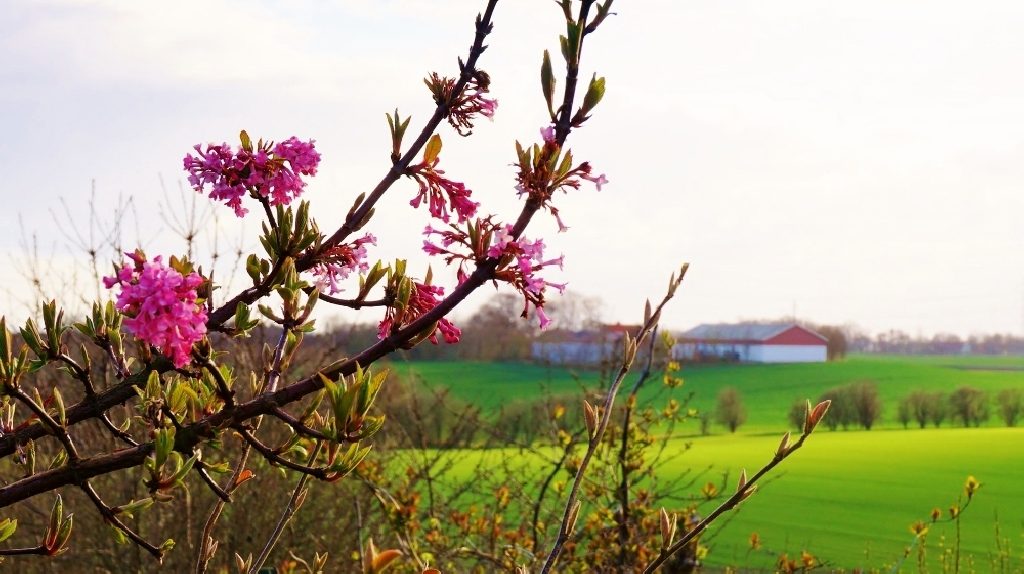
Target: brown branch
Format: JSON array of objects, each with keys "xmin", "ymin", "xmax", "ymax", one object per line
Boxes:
[
  {"xmin": 539, "ymin": 265, "xmax": 687, "ymax": 574},
  {"xmin": 248, "ymin": 441, "xmax": 323, "ymax": 574},
  {"xmin": 196, "ymin": 324, "xmax": 290, "ymax": 574},
  {"xmin": 79, "ymin": 481, "xmax": 164, "ymax": 560},
  {"xmin": 616, "ymin": 326, "xmax": 659, "ymax": 569},
  {"xmin": 0, "ymin": 443, "xmax": 153, "ymax": 508},
  {"xmin": 198, "ymin": 356, "xmax": 235, "ymax": 407},
  {"xmin": 270, "ymin": 407, "xmax": 331, "ymax": 442},
  {"xmin": 641, "ymin": 432, "xmax": 817, "ymax": 573},
  {"xmin": 195, "ymin": 440, "xmax": 252, "ymax": 574},
  {"xmin": 530, "ymin": 442, "xmax": 575, "ymax": 553},
  {"xmin": 7, "ymin": 386, "xmax": 80, "ymax": 465},
  {"xmin": 204, "ymin": 0, "xmax": 501, "ymax": 329},
  {"xmin": 0, "ymin": 545, "xmax": 48, "ymax": 556},
  {"xmin": 0, "ymin": 361, "xmax": 171, "ymax": 459},
  {"xmin": 311, "ymin": 291, "xmax": 390, "ymax": 310},
  {"xmin": 98, "ymin": 412, "xmax": 138, "ymax": 447},
  {"xmin": 194, "ymin": 460, "xmax": 231, "ymax": 502},
  {"xmin": 236, "ymin": 428, "xmax": 328, "ymax": 480}
]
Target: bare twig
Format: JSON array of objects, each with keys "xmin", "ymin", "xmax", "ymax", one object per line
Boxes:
[
  {"xmin": 79, "ymin": 481, "xmax": 164, "ymax": 561},
  {"xmin": 539, "ymin": 265, "xmax": 688, "ymax": 573},
  {"xmin": 247, "ymin": 441, "xmax": 324, "ymax": 574}
]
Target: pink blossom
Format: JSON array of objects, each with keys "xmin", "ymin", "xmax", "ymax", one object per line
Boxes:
[
  {"xmin": 479, "ymin": 97, "xmax": 498, "ymax": 119},
  {"xmin": 424, "ymin": 71, "xmax": 498, "ymax": 135},
  {"xmin": 487, "ymin": 224, "xmax": 515, "ymax": 258},
  {"xmin": 184, "ymin": 135, "xmax": 321, "ymax": 217},
  {"xmin": 274, "ymin": 137, "xmax": 320, "ymax": 176},
  {"xmin": 309, "ymin": 233, "xmax": 375, "ymax": 294},
  {"xmin": 104, "ymin": 253, "xmax": 207, "ymax": 368},
  {"xmin": 487, "ymin": 227, "xmax": 565, "ymax": 329},
  {"xmin": 582, "ymin": 171, "xmax": 608, "ymax": 191},
  {"xmin": 540, "ymin": 125, "xmax": 556, "ymax": 144},
  {"xmin": 408, "ymin": 159, "xmax": 479, "ymax": 223},
  {"xmin": 536, "ymin": 306, "xmax": 552, "ymax": 330},
  {"xmin": 378, "ymin": 281, "xmax": 460, "ymax": 345}
]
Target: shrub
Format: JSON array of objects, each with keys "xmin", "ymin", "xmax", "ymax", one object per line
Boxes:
[
  {"xmin": 949, "ymin": 386, "xmax": 990, "ymax": 427},
  {"xmin": 788, "ymin": 399, "xmax": 808, "ymax": 431},
  {"xmin": 715, "ymin": 387, "xmax": 747, "ymax": 433},
  {"xmin": 848, "ymin": 381, "xmax": 883, "ymax": 430},
  {"xmin": 996, "ymin": 388, "xmax": 1024, "ymax": 427}
]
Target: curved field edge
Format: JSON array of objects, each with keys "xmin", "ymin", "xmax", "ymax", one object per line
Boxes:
[
  {"xmin": 400, "ymin": 428, "xmax": 1023, "ymax": 571},
  {"xmin": 392, "ymin": 355, "xmax": 1024, "ymax": 432}
]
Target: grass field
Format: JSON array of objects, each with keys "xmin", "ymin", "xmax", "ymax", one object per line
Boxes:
[
  {"xmin": 390, "ymin": 354, "xmax": 1024, "ymax": 433},
  {"xmin": 386, "ymin": 355, "xmax": 1024, "ymax": 570},
  {"xmin": 414, "ymin": 428, "xmax": 1024, "ymax": 572},
  {"xmin": 659, "ymin": 429, "xmax": 1023, "ymax": 571}
]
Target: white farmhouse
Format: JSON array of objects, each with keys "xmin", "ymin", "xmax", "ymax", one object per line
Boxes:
[{"xmin": 673, "ymin": 323, "xmax": 828, "ymax": 363}]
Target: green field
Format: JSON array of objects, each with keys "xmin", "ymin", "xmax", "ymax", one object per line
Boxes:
[
  {"xmin": 660, "ymin": 429, "xmax": 1023, "ymax": 571},
  {"xmin": 387, "ymin": 355, "xmax": 1024, "ymax": 571},
  {"xmin": 391, "ymin": 355, "xmax": 1024, "ymax": 432},
  {"xmin": 421, "ymin": 428, "xmax": 1023, "ymax": 571}
]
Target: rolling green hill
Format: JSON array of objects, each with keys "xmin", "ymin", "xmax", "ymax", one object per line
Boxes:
[
  {"xmin": 382, "ymin": 355, "xmax": 1024, "ymax": 570},
  {"xmin": 389, "ymin": 355, "xmax": 1024, "ymax": 433}
]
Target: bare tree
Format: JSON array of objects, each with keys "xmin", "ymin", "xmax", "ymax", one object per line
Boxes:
[{"xmin": 715, "ymin": 387, "xmax": 747, "ymax": 433}]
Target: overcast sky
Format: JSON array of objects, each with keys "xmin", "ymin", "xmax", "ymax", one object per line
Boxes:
[{"xmin": 2, "ymin": 0, "xmax": 1022, "ymax": 337}]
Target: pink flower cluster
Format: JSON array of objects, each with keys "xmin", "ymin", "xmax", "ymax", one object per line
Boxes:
[
  {"xmin": 378, "ymin": 281, "xmax": 461, "ymax": 344},
  {"xmin": 103, "ymin": 253, "xmax": 208, "ymax": 368},
  {"xmin": 488, "ymin": 225, "xmax": 565, "ymax": 329},
  {"xmin": 309, "ymin": 233, "xmax": 376, "ymax": 294},
  {"xmin": 183, "ymin": 135, "xmax": 321, "ymax": 217},
  {"xmin": 425, "ymin": 71, "xmax": 498, "ymax": 136},
  {"xmin": 409, "ymin": 159, "xmax": 479, "ymax": 223},
  {"xmin": 515, "ymin": 126, "xmax": 607, "ymax": 231}
]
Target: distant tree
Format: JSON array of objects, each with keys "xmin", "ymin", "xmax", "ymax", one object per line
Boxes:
[
  {"xmin": 813, "ymin": 325, "xmax": 848, "ymax": 361},
  {"xmin": 542, "ymin": 290, "xmax": 605, "ymax": 331},
  {"xmin": 715, "ymin": 387, "xmax": 747, "ymax": 433},
  {"xmin": 996, "ymin": 388, "xmax": 1024, "ymax": 427},
  {"xmin": 926, "ymin": 391, "xmax": 948, "ymax": 428},
  {"xmin": 903, "ymin": 391, "xmax": 929, "ymax": 429},
  {"xmin": 900, "ymin": 390, "xmax": 945, "ymax": 429},
  {"xmin": 848, "ymin": 381, "xmax": 882, "ymax": 430},
  {"xmin": 896, "ymin": 398, "xmax": 911, "ymax": 429},
  {"xmin": 698, "ymin": 411, "xmax": 712, "ymax": 436},
  {"xmin": 818, "ymin": 386, "xmax": 854, "ymax": 430},
  {"xmin": 949, "ymin": 386, "xmax": 990, "ymax": 427},
  {"xmin": 788, "ymin": 399, "xmax": 807, "ymax": 431},
  {"xmin": 457, "ymin": 293, "xmax": 534, "ymax": 361}
]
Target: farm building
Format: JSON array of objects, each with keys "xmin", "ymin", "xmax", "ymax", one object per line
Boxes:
[
  {"xmin": 673, "ymin": 323, "xmax": 828, "ymax": 363},
  {"xmin": 531, "ymin": 323, "xmax": 641, "ymax": 365}
]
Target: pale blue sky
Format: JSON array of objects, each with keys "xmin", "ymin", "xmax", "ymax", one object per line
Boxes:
[{"xmin": 2, "ymin": 0, "xmax": 1023, "ymax": 336}]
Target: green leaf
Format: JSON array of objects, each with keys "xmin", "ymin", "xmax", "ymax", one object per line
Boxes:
[
  {"xmin": 541, "ymin": 50, "xmax": 556, "ymax": 118},
  {"xmin": 423, "ymin": 134, "xmax": 443, "ymax": 164},
  {"xmin": 239, "ymin": 130, "xmax": 252, "ymax": 152},
  {"xmin": 581, "ymin": 74, "xmax": 606, "ymax": 113},
  {"xmin": 0, "ymin": 518, "xmax": 17, "ymax": 543}
]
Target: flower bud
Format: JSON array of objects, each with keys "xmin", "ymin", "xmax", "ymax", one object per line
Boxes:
[
  {"xmin": 659, "ymin": 507, "xmax": 676, "ymax": 549},
  {"xmin": 803, "ymin": 400, "xmax": 831, "ymax": 434},
  {"xmin": 775, "ymin": 431, "xmax": 792, "ymax": 459}
]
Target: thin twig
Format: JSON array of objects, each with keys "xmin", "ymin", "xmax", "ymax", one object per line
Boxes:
[
  {"xmin": 247, "ymin": 441, "xmax": 324, "ymax": 574},
  {"xmin": 616, "ymin": 326, "xmax": 660, "ymax": 569},
  {"xmin": 79, "ymin": 480, "xmax": 164, "ymax": 560},
  {"xmin": 540, "ymin": 265, "xmax": 687, "ymax": 573},
  {"xmin": 236, "ymin": 428, "xmax": 329, "ymax": 479}
]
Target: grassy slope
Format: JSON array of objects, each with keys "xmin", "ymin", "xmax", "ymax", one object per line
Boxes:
[
  {"xmin": 391, "ymin": 355, "xmax": 1024, "ymax": 432},
  {"xmin": 429, "ymin": 428, "xmax": 1024, "ymax": 571},
  {"xmin": 661, "ymin": 429, "xmax": 1024, "ymax": 571},
  {"xmin": 388, "ymin": 356, "xmax": 1024, "ymax": 569}
]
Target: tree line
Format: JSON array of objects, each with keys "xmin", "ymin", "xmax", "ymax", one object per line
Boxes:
[{"xmin": 709, "ymin": 383, "xmax": 1024, "ymax": 434}]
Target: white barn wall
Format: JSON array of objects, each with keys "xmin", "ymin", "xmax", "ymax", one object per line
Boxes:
[{"xmin": 748, "ymin": 345, "xmax": 827, "ymax": 363}]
